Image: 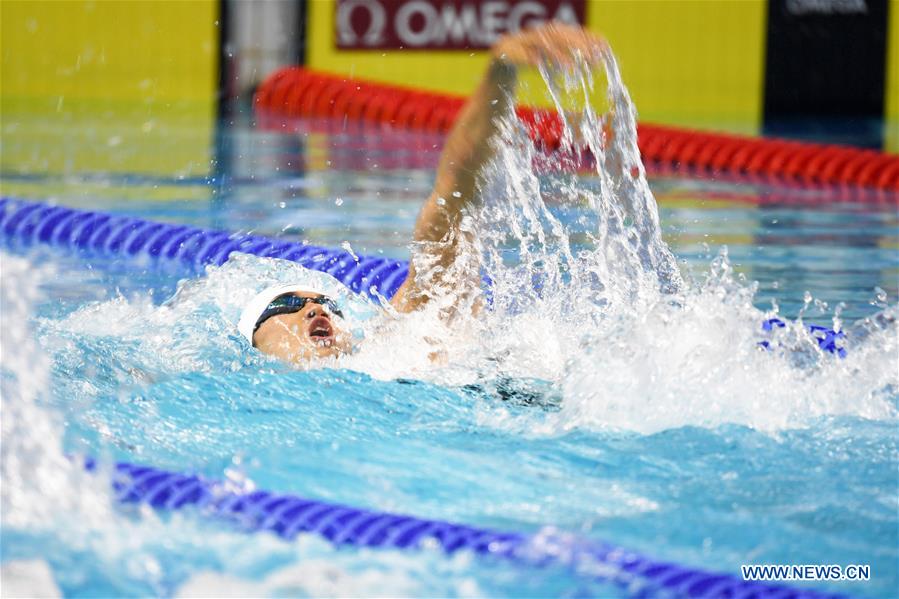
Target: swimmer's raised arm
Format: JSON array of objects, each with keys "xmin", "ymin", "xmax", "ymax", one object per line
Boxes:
[{"xmin": 391, "ymin": 24, "xmax": 606, "ymax": 313}]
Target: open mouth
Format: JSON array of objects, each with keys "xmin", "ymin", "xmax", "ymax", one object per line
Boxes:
[{"xmin": 307, "ymin": 316, "xmax": 334, "ymax": 346}]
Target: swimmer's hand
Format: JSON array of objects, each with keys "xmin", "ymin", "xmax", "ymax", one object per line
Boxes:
[{"xmin": 491, "ymin": 23, "xmax": 607, "ymax": 69}]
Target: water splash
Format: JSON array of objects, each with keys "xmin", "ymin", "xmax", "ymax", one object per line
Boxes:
[
  {"xmin": 380, "ymin": 47, "xmax": 899, "ymax": 432},
  {"xmin": 474, "ymin": 49, "xmax": 682, "ymax": 317},
  {"xmin": 1, "ymin": 255, "xmax": 109, "ymax": 530},
  {"xmin": 34, "ymin": 50, "xmax": 899, "ymax": 435},
  {"xmin": 1, "ymin": 254, "xmax": 172, "ymax": 592}
]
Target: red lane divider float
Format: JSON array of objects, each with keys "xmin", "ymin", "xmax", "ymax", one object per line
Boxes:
[{"xmin": 255, "ymin": 67, "xmax": 899, "ymax": 200}]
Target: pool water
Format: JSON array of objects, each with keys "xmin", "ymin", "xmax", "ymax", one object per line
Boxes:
[{"xmin": 2, "ymin": 56, "xmax": 898, "ymax": 598}]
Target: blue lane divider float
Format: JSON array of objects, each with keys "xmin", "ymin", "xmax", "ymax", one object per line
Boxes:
[
  {"xmin": 4, "ymin": 196, "xmax": 850, "ymax": 597},
  {"xmin": 94, "ymin": 460, "xmax": 846, "ymax": 599},
  {"xmin": 0, "ymin": 197, "xmax": 409, "ymax": 301},
  {"xmin": 761, "ymin": 318, "xmax": 846, "ymax": 358}
]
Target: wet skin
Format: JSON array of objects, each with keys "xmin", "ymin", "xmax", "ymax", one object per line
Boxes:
[{"xmin": 252, "ymin": 293, "xmax": 352, "ymax": 362}]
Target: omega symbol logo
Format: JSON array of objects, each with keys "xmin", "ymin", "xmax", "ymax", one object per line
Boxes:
[{"xmin": 337, "ymin": 0, "xmax": 387, "ymax": 46}]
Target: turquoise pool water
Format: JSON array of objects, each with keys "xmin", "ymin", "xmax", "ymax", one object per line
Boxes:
[{"xmin": 2, "ymin": 65, "xmax": 898, "ymax": 596}]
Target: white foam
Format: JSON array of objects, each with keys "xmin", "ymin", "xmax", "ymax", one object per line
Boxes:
[
  {"xmin": 0, "ymin": 560, "xmax": 61, "ymax": 598},
  {"xmin": 175, "ymin": 541, "xmax": 485, "ymax": 598},
  {"xmin": 1, "ymin": 255, "xmax": 110, "ymax": 532}
]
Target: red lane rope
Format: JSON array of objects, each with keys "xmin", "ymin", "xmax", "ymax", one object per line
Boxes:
[{"xmin": 255, "ymin": 67, "xmax": 898, "ymax": 198}]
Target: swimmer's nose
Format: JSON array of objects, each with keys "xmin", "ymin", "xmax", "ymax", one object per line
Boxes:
[{"xmin": 306, "ymin": 308, "xmax": 331, "ymax": 320}]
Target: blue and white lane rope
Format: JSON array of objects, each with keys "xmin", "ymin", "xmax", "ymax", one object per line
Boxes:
[
  {"xmin": 94, "ymin": 460, "xmax": 846, "ymax": 599},
  {"xmin": 0, "ymin": 197, "xmax": 409, "ymax": 300}
]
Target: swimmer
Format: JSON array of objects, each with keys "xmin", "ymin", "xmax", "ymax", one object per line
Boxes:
[{"xmin": 238, "ymin": 24, "xmax": 607, "ymax": 364}]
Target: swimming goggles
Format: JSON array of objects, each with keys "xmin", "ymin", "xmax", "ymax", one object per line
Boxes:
[{"xmin": 253, "ymin": 293, "xmax": 344, "ymax": 333}]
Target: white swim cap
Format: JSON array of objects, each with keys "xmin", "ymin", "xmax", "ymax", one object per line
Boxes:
[{"xmin": 237, "ymin": 283, "xmax": 329, "ymax": 344}]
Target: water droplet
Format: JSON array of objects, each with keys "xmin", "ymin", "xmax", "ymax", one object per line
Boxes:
[
  {"xmin": 335, "ymin": 197, "xmax": 343, "ymax": 206},
  {"xmin": 342, "ymin": 242, "xmax": 359, "ymax": 262},
  {"xmin": 452, "ymin": 191, "xmax": 462, "ymax": 198},
  {"xmin": 436, "ymin": 197, "xmax": 446, "ymax": 206}
]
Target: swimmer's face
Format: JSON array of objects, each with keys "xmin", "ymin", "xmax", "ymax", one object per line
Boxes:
[{"xmin": 252, "ymin": 293, "xmax": 352, "ymax": 363}]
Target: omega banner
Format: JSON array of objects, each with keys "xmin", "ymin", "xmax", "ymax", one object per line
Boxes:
[{"xmin": 335, "ymin": 0, "xmax": 586, "ymax": 50}]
